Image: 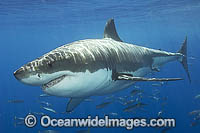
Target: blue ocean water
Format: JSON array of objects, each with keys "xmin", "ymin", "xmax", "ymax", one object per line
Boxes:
[{"xmin": 0, "ymin": 0, "xmax": 200, "ymax": 132}]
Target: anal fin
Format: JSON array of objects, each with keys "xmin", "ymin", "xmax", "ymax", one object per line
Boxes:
[{"xmin": 66, "ymin": 98, "xmax": 84, "ymax": 112}]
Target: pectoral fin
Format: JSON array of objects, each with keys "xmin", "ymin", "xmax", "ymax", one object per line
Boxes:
[
  {"xmin": 66, "ymin": 98, "xmax": 84, "ymax": 112},
  {"xmin": 117, "ymin": 73, "xmax": 183, "ymax": 81}
]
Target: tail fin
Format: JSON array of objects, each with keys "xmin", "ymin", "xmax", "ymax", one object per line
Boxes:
[{"xmin": 178, "ymin": 36, "xmax": 191, "ymax": 83}]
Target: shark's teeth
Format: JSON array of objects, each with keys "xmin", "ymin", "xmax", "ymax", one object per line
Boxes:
[{"xmin": 42, "ymin": 75, "xmax": 66, "ymax": 89}]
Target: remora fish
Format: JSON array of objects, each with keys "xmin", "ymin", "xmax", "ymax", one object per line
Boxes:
[{"xmin": 13, "ymin": 19, "xmax": 191, "ymax": 112}]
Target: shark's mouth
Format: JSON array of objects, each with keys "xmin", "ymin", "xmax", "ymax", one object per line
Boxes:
[{"xmin": 42, "ymin": 75, "xmax": 66, "ymax": 90}]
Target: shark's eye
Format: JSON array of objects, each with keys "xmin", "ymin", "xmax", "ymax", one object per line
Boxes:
[
  {"xmin": 67, "ymin": 53, "xmax": 72, "ymax": 58},
  {"xmin": 38, "ymin": 74, "xmax": 41, "ymax": 78}
]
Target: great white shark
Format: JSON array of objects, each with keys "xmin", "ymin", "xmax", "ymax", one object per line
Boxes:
[{"xmin": 14, "ymin": 19, "xmax": 190, "ymax": 112}]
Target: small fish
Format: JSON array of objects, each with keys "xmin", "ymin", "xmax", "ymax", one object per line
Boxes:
[
  {"xmin": 84, "ymin": 98, "xmax": 93, "ymax": 102},
  {"xmin": 194, "ymin": 114, "xmax": 200, "ymax": 121},
  {"xmin": 109, "ymin": 112, "xmax": 118, "ymax": 116},
  {"xmin": 14, "ymin": 116, "xmax": 24, "ymax": 121},
  {"xmin": 41, "ymin": 106, "xmax": 57, "ymax": 113},
  {"xmin": 149, "ymin": 96, "xmax": 159, "ymax": 101},
  {"xmin": 190, "ymin": 121, "xmax": 199, "ymax": 127},
  {"xmin": 189, "ymin": 56, "xmax": 196, "ymax": 60},
  {"xmin": 153, "ymin": 88, "xmax": 160, "ymax": 92},
  {"xmin": 123, "ymin": 96, "xmax": 129, "ymax": 99},
  {"xmin": 135, "ymin": 97, "xmax": 139, "ymax": 102},
  {"xmin": 160, "ymin": 81, "xmax": 165, "ymax": 85},
  {"xmin": 161, "ymin": 102, "xmax": 168, "ymax": 108},
  {"xmin": 123, "ymin": 106, "xmax": 134, "ymax": 112},
  {"xmin": 152, "ymin": 83, "xmax": 161, "ymax": 87},
  {"xmin": 194, "ymin": 94, "xmax": 200, "ymax": 99},
  {"xmin": 152, "ymin": 81, "xmax": 165, "ymax": 87},
  {"xmin": 39, "ymin": 94, "xmax": 50, "ymax": 97},
  {"xmin": 188, "ymin": 62, "xmax": 193, "ymax": 66},
  {"xmin": 76, "ymin": 128, "xmax": 90, "ymax": 133},
  {"xmin": 60, "ymin": 111, "xmax": 73, "ymax": 114},
  {"xmin": 8, "ymin": 100, "xmax": 24, "ymax": 103},
  {"xmin": 123, "ymin": 99, "xmax": 135, "ymax": 106},
  {"xmin": 14, "ymin": 121, "xmax": 24, "ymax": 127},
  {"xmin": 32, "ymin": 112, "xmax": 45, "ymax": 116},
  {"xmin": 152, "ymin": 91, "xmax": 160, "ymax": 96},
  {"xmin": 40, "ymin": 101, "xmax": 52, "ymax": 107},
  {"xmin": 158, "ymin": 110, "xmax": 163, "ymax": 117},
  {"xmin": 138, "ymin": 93, "xmax": 143, "ymax": 99},
  {"xmin": 96, "ymin": 101, "xmax": 112, "ymax": 109},
  {"xmin": 162, "ymin": 96, "xmax": 168, "ymax": 101},
  {"xmin": 117, "ymin": 100, "xmax": 125, "ymax": 105},
  {"xmin": 38, "ymin": 130, "xmax": 59, "ymax": 133},
  {"xmin": 189, "ymin": 110, "xmax": 200, "ymax": 115},
  {"xmin": 123, "ymin": 102, "xmax": 147, "ymax": 112},
  {"xmin": 117, "ymin": 97, "xmax": 126, "ymax": 102},
  {"xmin": 104, "ymin": 95, "xmax": 115, "ymax": 100},
  {"xmin": 130, "ymin": 89, "xmax": 143, "ymax": 96},
  {"xmin": 161, "ymin": 127, "xmax": 172, "ymax": 133},
  {"xmin": 134, "ymin": 86, "xmax": 140, "ymax": 89}
]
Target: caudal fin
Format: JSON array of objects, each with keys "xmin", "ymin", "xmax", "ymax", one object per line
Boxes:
[{"xmin": 178, "ymin": 36, "xmax": 191, "ymax": 83}]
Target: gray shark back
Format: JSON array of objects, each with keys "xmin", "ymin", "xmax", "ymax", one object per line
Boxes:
[{"xmin": 37, "ymin": 38, "xmax": 181, "ymax": 75}]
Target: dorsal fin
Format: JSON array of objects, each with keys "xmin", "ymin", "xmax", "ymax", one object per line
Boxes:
[{"xmin": 103, "ymin": 18, "xmax": 123, "ymax": 42}]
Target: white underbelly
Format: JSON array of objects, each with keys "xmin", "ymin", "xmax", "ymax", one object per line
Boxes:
[
  {"xmin": 43, "ymin": 67, "xmax": 152, "ymax": 98},
  {"xmin": 43, "ymin": 69, "xmax": 110, "ymax": 97}
]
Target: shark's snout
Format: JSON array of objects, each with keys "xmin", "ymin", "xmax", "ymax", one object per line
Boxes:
[
  {"xmin": 14, "ymin": 67, "xmax": 41, "ymax": 85},
  {"xmin": 14, "ymin": 68, "xmax": 24, "ymax": 80}
]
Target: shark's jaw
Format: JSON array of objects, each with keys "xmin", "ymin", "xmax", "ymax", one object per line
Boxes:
[{"xmin": 42, "ymin": 74, "xmax": 67, "ymax": 90}]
